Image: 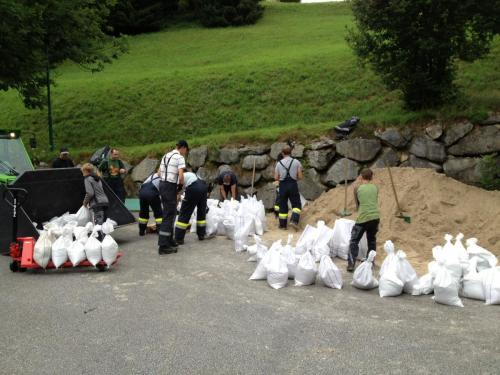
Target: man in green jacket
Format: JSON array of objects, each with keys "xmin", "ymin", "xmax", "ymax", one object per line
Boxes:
[
  {"xmin": 347, "ymin": 168, "xmax": 380, "ymax": 272},
  {"xmin": 98, "ymin": 148, "xmax": 127, "ymax": 203}
]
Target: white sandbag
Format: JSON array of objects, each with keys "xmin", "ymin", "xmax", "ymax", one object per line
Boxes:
[
  {"xmin": 68, "ymin": 240, "xmax": 86, "ymax": 267},
  {"xmin": 85, "ymin": 222, "xmax": 94, "ymax": 233},
  {"xmin": 379, "ymin": 270, "xmax": 404, "ymax": 297},
  {"xmin": 396, "ymin": 251, "xmax": 418, "ymax": 293},
  {"xmin": 102, "ymin": 218, "xmax": 117, "ymax": 235},
  {"xmin": 85, "ymin": 228, "xmax": 102, "ymax": 267},
  {"xmin": 352, "ymin": 251, "xmax": 378, "ymax": 290},
  {"xmin": 331, "ymin": 218, "xmax": 368, "ymax": 260},
  {"xmin": 410, "ymin": 273, "xmax": 434, "ymax": 296},
  {"xmin": 482, "ymin": 267, "xmax": 500, "ymax": 305},
  {"xmin": 249, "ymin": 241, "xmax": 279, "ymax": 280},
  {"xmin": 223, "ymin": 219, "xmax": 235, "ymax": 241},
  {"xmin": 266, "ymin": 247, "xmax": 288, "ymax": 289},
  {"xmin": 466, "ymin": 238, "xmax": 498, "ymax": 271},
  {"xmin": 281, "ymin": 235, "xmax": 298, "ymax": 279},
  {"xmin": 433, "ymin": 259, "xmax": 463, "ymax": 307},
  {"xmin": 206, "ymin": 208, "xmax": 219, "ymax": 237},
  {"xmin": 246, "ymin": 235, "xmax": 268, "ymax": 262},
  {"xmin": 318, "ymin": 255, "xmax": 343, "ymax": 289},
  {"xmin": 234, "ymin": 215, "xmax": 253, "ymax": 252},
  {"xmin": 102, "ymin": 234, "xmax": 119, "ymax": 268},
  {"xmin": 73, "ymin": 226, "xmax": 89, "ymax": 245},
  {"xmin": 33, "ymin": 230, "xmax": 53, "ymax": 269},
  {"xmin": 294, "ymin": 251, "xmax": 318, "ymax": 286},
  {"xmin": 460, "ymin": 258, "xmax": 485, "ymax": 301},
  {"xmin": 51, "ymin": 235, "xmax": 71, "ymax": 269},
  {"xmin": 75, "ymin": 206, "xmax": 91, "ymax": 226},
  {"xmin": 312, "ymin": 221, "xmax": 334, "ymax": 262},
  {"xmin": 432, "ymin": 245, "xmax": 462, "ymax": 282},
  {"xmin": 454, "ymin": 233, "xmax": 469, "ymax": 266},
  {"xmin": 295, "ymin": 225, "xmax": 317, "ymax": 256},
  {"xmin": 379, "ymin": 240, "xmax": 397, "ymax": 278}
]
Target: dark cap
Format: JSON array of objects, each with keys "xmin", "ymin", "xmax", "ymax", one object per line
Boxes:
[
  {"xmin": 176, "ymin": 140, "xmax": 189, "ymax": 150},
  {"xmin": 60, "ymin": 147, "xmax": 69, "ymax": 154}
]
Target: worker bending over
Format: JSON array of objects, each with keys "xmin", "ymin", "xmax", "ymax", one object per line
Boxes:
[
  {"xmin": 347, "ymin": 168, "xmax": 380, "ymax": 272},
  {"xmin": 138, "ymin": 170, "xmax": 162, "ymax": 236},
  {"xmin": 174, "ymin": 172, "xmax": 208, "ymax": 244},
  {"xmin": 218, "ymin": 170, "xmax": 238, "ymax": 201},
  {"xmin": 274, "ymin": 146, "xmax": 303, "ymax": 230},
  {"xmin": 158, "ymin": 140, "xmax": 188, "ymax": 255},
  {"xmin": 81, "ymin": 163, "xmax": 109, "ymax": 240}
]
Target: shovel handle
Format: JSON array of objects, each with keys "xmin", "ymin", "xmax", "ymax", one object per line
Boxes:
[
  {"xmin": 343, "ymin": 160, "xmax": 348, "ymax": 210},
  {"xmin": 386, "ymin": 164, "xmax": 403, "ymax": 215},
  {"xmin": 250, "ymin": 158, "xmax": 256, "ymax": 195}
]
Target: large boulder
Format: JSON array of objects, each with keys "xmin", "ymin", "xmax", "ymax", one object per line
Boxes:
[
  {"xmin": 187, "ymin": 146, "xmax": 208, "ymax": 169},
  {"xmin": 291, "ymin": 144, "xmax": 305, "ymax": 158},
  {"xmin": 242, "ymin": 155, "xmax": 270, "ymax": 170},
  {"xmin": 425, "ymin": 122, "xmax": 443, "ymax": 140},
  {"xmin": 480, "ymin": 113, "xmax": 500, "ymax": 125},
  {"xmin": 310, "ymin": 138, "xmax": 335, "ymax": 150},
  {"xmin": 409, "ymin": 136, "xmax": 447, "ymax": 163},
  {"xmin": 196, "ymin": 166, "xmax": 218, "ymax": 183},
  {"xmin": 217, "ymin": 148, "xmax": 240, "ymax": 164},
  {"xmin": 336, "ymin": 138, "xmax": 381, "ymax": 162},
  {"xmin": 401, "ymin": 155, "xmax": 442, "ymax": 171},
  {"xmin": 443, "ymin": 157, "xmax": 481, "ymax": 184},
  {"xmin": 322, "ymin": 158, "xmax": 360, "ymax": 187},
  {"xmin": 257, "ymin": 182, "xmax": 278, "ymax": 210},
  {"xmin": 298, "ymin": 168, "xmax": 327, "ymax": 201},
  {"xmin": 217, "ymin": 164, "xmax": 233, "ymax": 176},
  {"xmin": 238, "ymin": 144, "xmax": 270, "ymax": 156},
  {"xmin": 375, "ymin": 128, "xmax": 412, "ymax": 149},
  {"xmin": 270, "ymin": 142, "xmax": 288, "ymax": 160},
  {"xmin": 261, "ymin": 163, "xmax": 276, "ymax": 181},
  {"xmin": 371, "ymin": 148, "xmax": 399, "ymax": 169},
  {"xmin": 448, "ymin": 125, "xmax": 500, "ymax": 156},
  {"xmin": 306, "ymin": 149, "xmax": 335, "ymax": 171},
  {"xmin": 443, "ymin": 121, "xmax": 474, "ymax": 146},
  {"xmin": 131, "ymin": 158, "xmax": 158, "ymax": 182},
  {"xmin": 237, "ymin": 171, "xmax": 262, "ymax": 187}
]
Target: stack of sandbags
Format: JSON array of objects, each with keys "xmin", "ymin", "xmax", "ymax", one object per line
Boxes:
[{"xmin": 331, "ymin": 218, "xmax": 368, "ymax": 260}]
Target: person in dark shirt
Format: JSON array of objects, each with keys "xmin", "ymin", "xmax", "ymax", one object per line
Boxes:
[
  {"xmin": 217, "ymin": 170, "xmax": 238, "ymax": 201},
  {"xmin": 98, "ymin": 148, "xmax": 127, "ymax": 203},
  {"xmin": 52, "ymin": 147, "xmax": 75, "ymax": 168}
]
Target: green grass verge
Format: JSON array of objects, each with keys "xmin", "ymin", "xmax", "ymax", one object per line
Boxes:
[{"xmin": 1, "ymin": 2, "xmax": 499, "ymax": 163}]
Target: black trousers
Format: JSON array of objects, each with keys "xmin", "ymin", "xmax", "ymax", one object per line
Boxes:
[
  {"xmin": 91, "ymin": 206, "xmax": 107, "ymax": 241},
  {"xmin": 278, "ymin": 178, "xmax": 301, "ymax": 228},
  {"xmin": 274, "ymin": 187, "xmax": 280, "ymax": 217},
  {"xmin": 348, "ymin": 219, "xmax": 379, "ymax": 263},
  {"xmin": 106, "ymin": 177, "xmax": 126, "ymax": 203},
  {"xmin": 138, "ymin": 186, "xmax": 163, "ymax": 232},
  {"xmin": 158, "ymin": 181, "xmax": 178, "ymax": 247},
  {"xmin": 175, "ymin": 180, "xmax": 207, "ymax": 241}
]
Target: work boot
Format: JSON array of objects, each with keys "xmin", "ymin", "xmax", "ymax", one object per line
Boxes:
[
  {"xmin": 158, "ymin": 245, "xmax": 177, "ymax": 255},
  {"xmin": 198, "ymin": 235, "xmax": 205, "ymax": 241},
  {"xmin": 168, "ymin": 237, "xmax": 179, "ymax": 249},
  {"xmin": 347, "ymin": 260, "xmax": 356, "ymax": 272},
  {"xmin": 176, "ymin": 238, "xmax": 185, "ymax": 245},
  {"xmin": 139, "ymin": 227, "xmax": 146, "ymax": 236}
]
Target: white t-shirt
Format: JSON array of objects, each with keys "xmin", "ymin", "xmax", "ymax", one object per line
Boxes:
[
  {"xmin": 184, "ymin": 172, "xmax": 198, "ymax": 187},
  {"xmin": 159, "ymin": 150, "xmax": 186, "ymax": 183}
]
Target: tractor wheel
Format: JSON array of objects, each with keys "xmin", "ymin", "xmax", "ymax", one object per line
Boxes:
[
  {"xmin": 9, "ymin": 261, "xmax": 20, "ymax": 272},
  {"xmin": 96, "ymin": 264, "xmax": 107, "ymax": 272}
]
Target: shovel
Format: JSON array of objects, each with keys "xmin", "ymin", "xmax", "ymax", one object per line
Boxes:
[
  {"xmin": 339, "ymin": 160, "xmax": 351, "ymax": 217},
  {"xmin": 249, "ymin": 158, "xmax": 257, "ymax": 197},
  {"xmin": 386, "ymin": 163, "xmax": 411, "ymax": 223}
]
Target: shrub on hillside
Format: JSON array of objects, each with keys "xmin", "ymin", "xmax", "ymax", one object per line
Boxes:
[
  {"xmin": 479, "ymin": 153, "xmax": 500, "ymax": 191},
  {"xmin": 108, "ymin": 0, "xmax": 179, "ymax": 35},
  {"xmin": 194, "ymin": 0, "xmax": 263, "ymax": 27}
]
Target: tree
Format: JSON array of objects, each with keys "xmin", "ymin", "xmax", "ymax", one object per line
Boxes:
[
  {"xmin": 0, "ymin": 0, "xmax": 127, "ymax": 149},
  {"xmin": 108, "ymin": 0, "xmax": 179, "ymax": 35},
  {"xmin": 194, "ymin": 0, "xmax": 263, "ymax": 28},
  {"xmin": 346, "ymin": 0, "xmax": 500, "ymax": 109}
]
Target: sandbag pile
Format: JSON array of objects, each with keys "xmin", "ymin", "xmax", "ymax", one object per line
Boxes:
[{"xmin": 33, "ymin": 206, "xmax": 119, "ymax": 269}]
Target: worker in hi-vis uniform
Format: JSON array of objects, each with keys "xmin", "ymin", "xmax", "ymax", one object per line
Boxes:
[
  {"xmin": 174, "ymin": 172, "xmax": 208, "ymax": 245},
  {"xmin": 137, "ymin": 170, "xmax": 162, "ymax": 236},
  {"xmin": 157, "ymin": 140, "xmax": 189, "ymax": 255},
  {"xmin": 274, "ymin": 146, "xmax": 303, "ymax": 230}
]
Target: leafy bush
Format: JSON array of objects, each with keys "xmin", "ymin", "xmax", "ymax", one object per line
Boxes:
[
  {"xmin": 194, "ymin": 0, "xmax": 263, "ymax": 27},
  {"xmin": 479, "ymin": 153, "xmax": 500, "ymax": 190}
]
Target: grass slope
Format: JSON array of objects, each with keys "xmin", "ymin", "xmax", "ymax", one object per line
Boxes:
[{"xmin": 0, "ymin": 2, "xmax": 499, "ymax": 161}]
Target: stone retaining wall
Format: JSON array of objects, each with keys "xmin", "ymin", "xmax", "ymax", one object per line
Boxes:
[{"xmin": 125, "ymin": 115, "xmax": 500, "ymax": 208}]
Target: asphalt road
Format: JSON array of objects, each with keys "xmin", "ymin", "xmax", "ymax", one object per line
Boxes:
[{"xmin": 1, "ymin": 225, "xmax": 499, "ymax": 375}]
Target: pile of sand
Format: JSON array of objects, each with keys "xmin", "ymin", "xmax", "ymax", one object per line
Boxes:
[{"xmin": 264, "ymin": 168, "xmax": 500, "ymax": 275}]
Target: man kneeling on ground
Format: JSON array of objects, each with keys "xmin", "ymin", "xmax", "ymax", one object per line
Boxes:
[
  {"xmin": 347, "ymin": 168, "xmax": 380, "ymax": 272},
  {"xmin": 174, "ymin": 172, "xmax": 208, "ymax": 245}
]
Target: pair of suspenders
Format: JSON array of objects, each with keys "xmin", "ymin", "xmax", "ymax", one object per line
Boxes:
[{"xmin": 278, "ymin": 158, "xmax": 296, "ymax": 181}]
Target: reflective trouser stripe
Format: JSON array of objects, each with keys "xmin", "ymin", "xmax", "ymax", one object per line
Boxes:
[
  {"xmin": 138, "ymin": 217, "xmax": 149, "ymax": 223},
  {"xmin": 175, "ymin": 221, "xmax": 189, "ymax": 229},
  {"xmin": 274, "ymin": 205, "xmax": 280, "ymax": 211},
  {"xmin": 197, "ymin": 220, "xmax": 206, "ymax": 226},
  {"xmin": 292, "ymin": 208, "xmax": 301, "ymax": 214},
  {"xmin": 155, "ymin": 218, "xmax": 163, "ymax": 223},
  {"xmin": 279, "ymin": 213, "xmax": 288, "ymax": 219},
  {"xmin": 159, "ymin": 231, "xmax": 171, "ymax": 236}
]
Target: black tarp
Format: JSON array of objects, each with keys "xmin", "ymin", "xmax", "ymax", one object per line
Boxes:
[{"xmin": 1, "ymin": 168, "xmax": 135, "ymax": 254}]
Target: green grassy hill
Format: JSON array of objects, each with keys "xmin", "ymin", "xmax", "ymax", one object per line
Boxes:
[{"xmin": 1, "ymin": 2, "xmax": 499, "ymax": 161}]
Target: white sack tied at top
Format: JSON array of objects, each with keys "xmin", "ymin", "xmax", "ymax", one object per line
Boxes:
[
  {"xmin": 352, "ymin": 251, "xmax": 378, "ymax": 290},
  {"xmin": 265, "ymin": 246, "xmax": 288, "ymax": 290},
  {"xmin": 312, "ymin": 221, "xmax": 334, "ymax": 262},
  {"xmin": 432, "ymin": 258, "xmax": 464, "ymax": 307},
  {"xmin": 281, "ymin": 234, "xmax": 298, "ymax": 279},
  {"xmin": 318, "ymin": 255, "xmax": 343, "ymax": 289},
  {"xmin": 249, "ymin": 240, "xmax": 282, "ymax": 281},
  {"xmin": 294, "ymin": 251, "xmax": 318, "ymax": 287},
  {"xmin": 466, "ymin": 238, "xmax": 498, "ymax": 272},
  {"xmin": 331, "ymin": 218, "xmax": 368, "ymax": 260}
]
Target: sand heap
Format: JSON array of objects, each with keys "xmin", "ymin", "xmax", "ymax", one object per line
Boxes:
[{"xmin": 299, "ymin": 167, "xmax": 500, "ymax": 274}]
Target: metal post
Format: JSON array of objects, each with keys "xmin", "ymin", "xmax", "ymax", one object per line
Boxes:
[{"xmin": 46, "ymin": 43, "xmax": 54, "ymax": 151}]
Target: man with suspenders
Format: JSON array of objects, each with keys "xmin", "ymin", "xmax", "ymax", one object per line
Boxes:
[
  {"xmin": 138, "ymin": 170, "xmax": 162, "ymax": 236},
  {"xmin": 158, "ymin": 140, "xmax": 189, "ymax": 255},
  {"xmin": 274, "ymin": 146, "xmax": 304, "ymax": 230}
]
